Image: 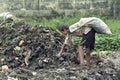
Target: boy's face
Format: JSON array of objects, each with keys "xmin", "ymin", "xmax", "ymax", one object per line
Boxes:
[{"xmin": 61, "ymin": 29, "xmax": 68, "ymax": 35}]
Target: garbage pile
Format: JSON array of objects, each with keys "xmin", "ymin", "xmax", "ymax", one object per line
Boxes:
[
  {"xmin": 0, "ymin": 20, "xmax": 120, "ymax": 80},
  {"xmin": 0, "ymin": 21, "xmax": 70, "ymax": 68}
]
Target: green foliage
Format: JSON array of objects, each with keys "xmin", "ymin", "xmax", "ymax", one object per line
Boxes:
[
  {"xmin": 71, "ymin": 36, "xmax": 82, "ymax": 45},
  {"xmin": 95, "ymin": 34, "xmax": 120, "ymax": 51},
  {"xmin": 0, "ymin": 17, "xmax": 4, "ymax": 20}
]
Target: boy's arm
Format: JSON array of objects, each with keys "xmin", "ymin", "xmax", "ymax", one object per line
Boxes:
[
  {"xmin": 57, "ymin": 43, "xmax": 66, "ymax": 58},
  {"xmin": 57, "ymin": 34, "xmax": 69, "ymax": 58},
  {"xmin": 72, "ymin": 32, "xmax": 84, "ymax": 37}
]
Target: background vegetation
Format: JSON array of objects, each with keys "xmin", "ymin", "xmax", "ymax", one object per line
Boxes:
[{"xmin": 23, "ymin": 13, "xmax": 120, "ymax": 51}]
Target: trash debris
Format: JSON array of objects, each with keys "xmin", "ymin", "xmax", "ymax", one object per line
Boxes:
[
  {"xmin": 1, "ymin": 65, "xmax": 9, "ymax": 73},
  {"xmin": 7, "ymin": 76, "xmax": 18, "ymax": 80},
  {"xmin": 0, "ymin": 20, "xmax": 119, "ymax": 80},
  {"xmin": 0, "ymin": 12, "xmax": 13, "ymax": 19}
]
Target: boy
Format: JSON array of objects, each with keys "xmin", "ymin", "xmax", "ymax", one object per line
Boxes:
[{"xmin": 57, "ymin": 23, "xmax": 96, "ymax": 66}]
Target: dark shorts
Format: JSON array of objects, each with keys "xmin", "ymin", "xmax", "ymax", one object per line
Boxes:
[{"xmin": 80, "ymin": 29, "xmax": 95, "ymax": 49}]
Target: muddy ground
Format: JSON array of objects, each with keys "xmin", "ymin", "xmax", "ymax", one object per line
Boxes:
[{"xmin": 0, "ymin": 20, "xmax": 120, "ymax": 80}]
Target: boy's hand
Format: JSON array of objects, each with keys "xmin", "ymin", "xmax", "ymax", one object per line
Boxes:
[
  {"xmin": 56, "ymin": 53, "xmax": 62, "ymax": 58},
  {"xmin": 80, "ymin": 40, "xmax": 86, "ymax": 46},
  {"xmin": 56, "ymin": 44, "xmax": 66, "ymax": 58}
]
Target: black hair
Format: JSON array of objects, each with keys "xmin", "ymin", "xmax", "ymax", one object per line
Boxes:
[{"xmin": 58, "ymin": 24, "xmax": 69, "ymax": 31}]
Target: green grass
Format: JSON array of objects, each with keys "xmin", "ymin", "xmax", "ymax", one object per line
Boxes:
[
  {"xmin": 24, "ymin": 15, "xmax": 120, "ymax": 32},
  {"xmin": 105, "ymin": 19, "xmax": 120, "ymax": 33},
  {"xmin": 24, "ymin": 13, "xmax": 84, "ymax": 29}
]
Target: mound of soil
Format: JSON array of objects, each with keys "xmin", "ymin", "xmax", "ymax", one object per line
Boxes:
[{"xmin": 0, "ymin": 21, "xmax": 120, "ymax": 80}]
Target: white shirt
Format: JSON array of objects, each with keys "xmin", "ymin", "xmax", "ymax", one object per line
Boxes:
[{"xmin": 64, "ymin": 17, "xmax": 94, "ymax": 45}]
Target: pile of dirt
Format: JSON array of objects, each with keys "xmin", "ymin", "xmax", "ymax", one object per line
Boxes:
[
  {"xmin": 0, "ymin": 21, "xmax": 67, "ymax": 68},
  {"xmin": 0, "ymin": 20, "xmax": 120, "ymax": 80}
]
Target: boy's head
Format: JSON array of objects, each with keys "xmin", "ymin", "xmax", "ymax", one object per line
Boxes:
[{"xmin": 58, "ymin": 24, "xmax": 69, "ymax": 35}]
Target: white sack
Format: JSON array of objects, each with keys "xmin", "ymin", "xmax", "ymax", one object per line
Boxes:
[
  {"xmin": 86, "ymin": 17, "xmax": 112, "ymax": 34},
  {"xmin": 69, "ymin": 17, "xmax": 112, "ymax": 34}
]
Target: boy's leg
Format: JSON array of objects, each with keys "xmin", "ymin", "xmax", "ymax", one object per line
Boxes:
[
  {"xmin": 85, "ymin": 47, "xmax": 91, "ymax": 66},
  {"xmin": 78, "ymin": 46, "xmax": 84, "ymax": 64}
]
